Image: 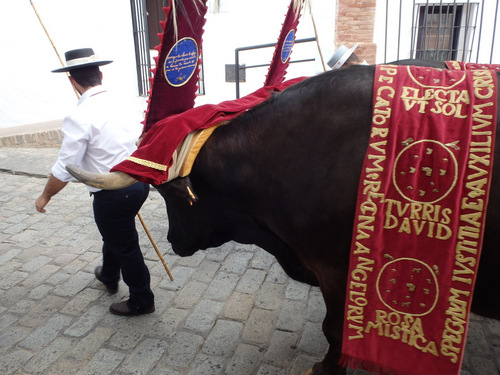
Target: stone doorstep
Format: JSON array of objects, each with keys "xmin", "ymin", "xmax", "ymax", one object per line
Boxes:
[
  {"xmin": 0, "ymin": 120, "xmax": 63, "ymax": 148},
  {"xmin": 0, "ymin": 129, "xmax": 63, "ymax": 148}
]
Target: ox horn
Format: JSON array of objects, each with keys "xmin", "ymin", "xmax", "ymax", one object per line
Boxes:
[{"xmin": 65, "ymin": 164, "xmax": 137, "ymax": 190}]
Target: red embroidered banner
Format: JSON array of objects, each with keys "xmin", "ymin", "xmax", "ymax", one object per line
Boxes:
[
  {"xmin": 446, "ymin": 60, "xmax": 500, "ymax": 72},
  {"xmin": 143, "ymin": 0, "xmax": 208, "ymax": 133},
  {"xmin": 341, "ymin": 65, "xmax": 497, "ymax": 374},
  {"xmin": 264, "ymin": 0, "xmax": 305, "ymax": 86}
]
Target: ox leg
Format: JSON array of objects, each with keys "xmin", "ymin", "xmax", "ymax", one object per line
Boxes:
[
  {"xmin": 311, "ymin": 312, "xmax": 347, "ymax": 375},
  {"xmin": 308, "ymin": 272, "xmax": 348, "ymax": 375}
]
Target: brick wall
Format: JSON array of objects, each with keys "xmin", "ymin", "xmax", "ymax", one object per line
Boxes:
[{"xmin": 335, "ymin": 0, "xmax": 377, "ymax": 64}]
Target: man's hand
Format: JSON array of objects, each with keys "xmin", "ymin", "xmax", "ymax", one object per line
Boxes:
[
  {"xmin": 35, "ymin": 174, "xmax": 68, "ymax": 213},
  {"xmin": 35, "ymin": 195, "xmax": 51, "ymax": 213}
]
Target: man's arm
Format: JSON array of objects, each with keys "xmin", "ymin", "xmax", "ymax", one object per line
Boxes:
[{"xmin": 35, "ymin": 174, "xmax": 68, "ymax": 213}]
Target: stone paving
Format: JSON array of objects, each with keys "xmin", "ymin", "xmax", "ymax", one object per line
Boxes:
[{"xmin": 0, "ymin": 147, "xmax": 499, "ymax": 375}]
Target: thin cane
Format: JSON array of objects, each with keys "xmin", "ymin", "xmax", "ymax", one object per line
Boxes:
[
  {"xmin": 30, "ymin": 0, "xmax": 173, "ymax": 280},
  {"xmin": 138, "ymin": 213, "xmax": 174, "ymax": 281},
  {"xmin": 30, "ymin": 0, "xmax": 80, "ymax": 98},
  {"xmin": 310, "ymin": 11, "xmax": 327, "ymax": 72}
]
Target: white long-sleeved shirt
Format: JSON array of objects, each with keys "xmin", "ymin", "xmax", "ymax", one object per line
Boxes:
[{"xmin": 51, "ymin": 86, "xmax": 142, "ymax": 192}]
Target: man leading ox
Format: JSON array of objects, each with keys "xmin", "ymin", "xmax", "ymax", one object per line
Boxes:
[{"xmin": 35, "ymin": 48, "xmax": 155, "ymax": 316}]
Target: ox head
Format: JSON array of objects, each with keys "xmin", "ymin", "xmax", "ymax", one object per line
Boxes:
[
  {"xmin": 154, "ymin": 175, "xmax": 243, "ymax": 257},
  {"xmin": 66, "ymin": 164, "xmax": 237, "ymax": 258}
]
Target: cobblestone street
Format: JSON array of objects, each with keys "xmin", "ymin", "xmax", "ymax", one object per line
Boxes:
[{"xmin": 0, "ymin": 148, "xmax": 499, "ymax": 374}]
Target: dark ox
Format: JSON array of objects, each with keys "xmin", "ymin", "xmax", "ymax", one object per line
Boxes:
[{"xmin": 68, "ymin": 64, "xmax": 500, "ymax": 375}]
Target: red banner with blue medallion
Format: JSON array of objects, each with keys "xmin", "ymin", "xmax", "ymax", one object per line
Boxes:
[
  {"xmin": 143, "ymin": 0, "xmax": 208, "ymax": 133},
  {"xmin": 264, "ymin": 0, "xmax": 305, "ymax": 86}
]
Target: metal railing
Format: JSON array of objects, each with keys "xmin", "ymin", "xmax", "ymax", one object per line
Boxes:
[
  {"xmin": 130, "ymin": 0, "xmax": 152, "ymax": 96},
  {"xmin": 234, "ymin": 37, "xmax": 316, "ymax": 98}
]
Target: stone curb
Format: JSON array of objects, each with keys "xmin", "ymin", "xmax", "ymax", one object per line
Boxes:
[
  {"xmin": 0, "ymin": 129, "xmax": 63, "ymax": 148},
  {"xmin": 0, "ymin": 120, "xmax": 63, "ymax": 148}
]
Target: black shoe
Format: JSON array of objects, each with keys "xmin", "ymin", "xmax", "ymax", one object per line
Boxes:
[
  {"xmin": 94, "ymin": 266, "xmax": 118, "ymax": 294},
  {"xmin": 109, "ymin": 301, "xmax": 155, "ymax": 316}
]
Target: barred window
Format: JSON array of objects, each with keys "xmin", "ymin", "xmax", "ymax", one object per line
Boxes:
[
  {"xmin": 130, "ymin": 0, "xmax": 205, "ymax": 96},
  {"xmin": 130, "ymin": 0, "xmax": 152, "ymax": 96},
  {"xmin": 415, "ymin": 3, "xmax": 478, "ymax": 61}
]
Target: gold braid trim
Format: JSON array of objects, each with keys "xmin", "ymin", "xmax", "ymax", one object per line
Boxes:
[{"xmin": 126, "ymin": 156, "xmax": 168, "ymax": 171}]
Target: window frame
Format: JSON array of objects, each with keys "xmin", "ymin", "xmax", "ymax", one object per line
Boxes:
[{"xmin": 414, "ymin": 2, "xmax": 478, "ymax": 61}]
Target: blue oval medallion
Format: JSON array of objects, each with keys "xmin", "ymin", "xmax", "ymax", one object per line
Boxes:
[
  {"xmin": 164, "ymin": 37, "xmax": 199, "ymax": 87},
  {"xmin": 281, "ymin": 30, "xmax": 295, "ymax": 63}
]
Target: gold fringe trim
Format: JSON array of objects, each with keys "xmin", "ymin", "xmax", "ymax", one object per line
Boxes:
[
  {"xmin": 126, "ymin": 156, "xmax": 168, "ymax": 171},
  {"xmin": 179, "ymin": 122, "xmax": 225, "ymax": 177}
]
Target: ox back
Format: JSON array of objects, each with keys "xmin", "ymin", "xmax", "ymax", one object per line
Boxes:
[{"xmin": 155, "ymin": 65, "xmax": 500, "ymax": 374}]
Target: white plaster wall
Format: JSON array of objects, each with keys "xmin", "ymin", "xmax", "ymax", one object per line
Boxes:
[
  {"xmin": 3, "ymin": 1, "xmax": 498, "ymax": 130},
  {"xmin": 0, "ymin": 0, "xmax": 335, "ymax": 129},
  {"xmin": 0, "ymin": 0, "xmax": 144, "ymax": 129}
]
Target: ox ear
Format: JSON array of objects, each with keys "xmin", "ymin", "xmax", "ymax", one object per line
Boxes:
[{"xmin": 168, "ymin": 176, "xmax": 199, "ymax": 206}]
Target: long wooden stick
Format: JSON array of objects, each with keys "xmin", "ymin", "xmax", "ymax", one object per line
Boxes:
[
  {"xmin": 30, "ymin": 0, "xmax": 80, "ymax": 98},
  {"xmin": 30, "ymin": 0, "xmax": 174, "ymax": 280},
  {"xmin": 310, "ymin": 10, "xmax": 327, "ymax": 72},
  {"xmin": 138, "ymin": 212, "xmax": 174, "ymax": 281}
]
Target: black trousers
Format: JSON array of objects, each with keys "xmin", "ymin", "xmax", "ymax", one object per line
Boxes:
[{"xmin": 92, "ymin": 182, "xmax": 154, "ymax": 308}]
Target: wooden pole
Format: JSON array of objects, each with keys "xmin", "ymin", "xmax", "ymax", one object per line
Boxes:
[
  {"xmin": 310, "ymin": 10, "xmax": 327, "ymax": 72},
  {"xmin": 30, "ymin": 0, "xmax": 80, "ymax": 98},
  {"xmin": 138, "ymin": 212, "xmax": 174, "ymax": 281}
]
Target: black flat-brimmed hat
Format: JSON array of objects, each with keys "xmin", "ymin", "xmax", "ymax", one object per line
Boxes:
[{"xmin": 52, "ymin": 48, "xmax": 112, "ymax": 73}]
